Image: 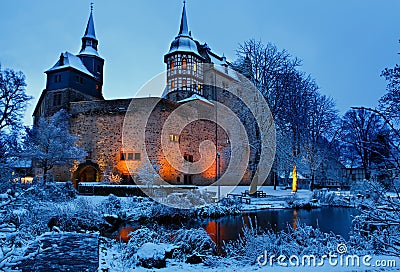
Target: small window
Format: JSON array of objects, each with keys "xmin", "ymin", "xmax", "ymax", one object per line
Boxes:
[
  {"xmin": 120, "ymin": 153, "xmax": 127, "ymax": 160},
  {"xmin": 170, "ymin": 59, "xmax": 175, "ymax": 69},
  {"xmin": 54, "ymin": 74, "xmax": 61, "ymax": 83},
  {"xmin": 134, "ymin": 153, "xmax": 141, "ymax": 160},
  {"xmin": 52, "ymin": 92, "xmax": 62, "ymax": 106},
  {"xmin": 96, "ymin": 65, "xmax": 101, "ymax": 73},
  {"xmin": 171, "ymin": 81, "xmax": 175, "ymax": 89},
  {"xmin": 169, "ymin": 134, "xmax": 179, "ymax": 142},
  {"xmin": 197, "ymin": 84, "xmax": 201, "ymax": 91},
  {"xmin": 193, "ymin": 61, "xmax": 197, "ymax": 72},
  {"xmin": 96, "ymin": 84, "xmax": 99, "ymax": 90},
  {"xmin": 127, "ymin": 153, "xmax": 134, "ymax": 160},
  {"xmin": 182, "ymin": 58, "xmax": 187, "ymax": 69},
  {"xmin": 182, "ymin": 79, "xmax": 187, "ymax": 87}
]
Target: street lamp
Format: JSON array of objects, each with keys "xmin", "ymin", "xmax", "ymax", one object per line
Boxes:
[{"xmin": 217, "ymin": 152, "xmax": 221, "ymax": 201}]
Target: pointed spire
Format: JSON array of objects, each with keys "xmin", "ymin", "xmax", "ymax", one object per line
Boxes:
[
  {"xmin": 178, "ymin": 1, "xmax": 189, "ymax": 37},
  {"xmin": 83, "ymin": 4, "xmax": 96, "ymax": 40},
  {"xmin": 79, "ymin": 4, "xmax": 100, "ymax": 57}
]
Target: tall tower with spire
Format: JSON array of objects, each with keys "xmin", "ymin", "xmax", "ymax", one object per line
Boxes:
[
  {"xmin": 78, "ymin": 5, "xmax": 105, "ymax": 87},
  {"xmin": 164, "ymin": 2, "xmax": 205, "ymax": 102},
  {"xmin": 33, "ymin": 6, "xmax": 105, "ymax": 122}
]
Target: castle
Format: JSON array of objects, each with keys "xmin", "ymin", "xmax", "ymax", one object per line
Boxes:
[{"xmin": 32, "ymin": 3, "xmax": 262, "ymax": 187}]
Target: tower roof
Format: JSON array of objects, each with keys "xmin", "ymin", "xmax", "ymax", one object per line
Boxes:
[
  {"xmin": 46, "ymin": 52, "xmax": 95, "ymax": 77},
  {"xmin": 79, "ymin": 5, "xmax": 101, "ymax": 57},
  {"xmin": 178, "ymin": 1, "xmax": 189, "ymax": 37},
  {"xmin": 83, "ymin": 9, "xmax": 96, "ymax": 40},
  {"xmin": 165, "ymin": 2, "xmax": 203, "ymax": 59}
]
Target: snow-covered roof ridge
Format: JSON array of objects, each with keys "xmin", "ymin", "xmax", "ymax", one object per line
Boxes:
[
  {"xmin": 79, "ymin": 46, "xmax": 100, "ymax": 57},
  {"xmin": 46, "ymin": 52, "xmax": 94, "ymax": 77},
  {"xmin": 177, "ymin": 94, "xmax": 214, "ymax": 106}
]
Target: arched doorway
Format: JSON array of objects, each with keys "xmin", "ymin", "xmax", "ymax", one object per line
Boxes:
[{"xmin": 74, "ymin": 161, "xmax": 101, "ymax": 185}]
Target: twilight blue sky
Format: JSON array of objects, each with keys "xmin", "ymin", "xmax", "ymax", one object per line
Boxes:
[{"xmin": 1, "ymin": 0, "xmax": 400, "ymax": 125}]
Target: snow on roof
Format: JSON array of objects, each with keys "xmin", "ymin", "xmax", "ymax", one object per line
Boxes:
[
  {"xmin": 177, "ymin": 94, "xmax": 214, "ymax": 106},
  {"xmin": 167, "ymin": 36, "xmax": 203, "ymax": 58},
  {"xmin": 213, "ymin": 64, "xmax": 240, "ymax": 81},
  {"xmin": 79, "ymin": 46, "xmax": 100, "ymax": 57},
  {"xmin": 46, "ymin": 52, "xmax": 94, "ymax": 77}
]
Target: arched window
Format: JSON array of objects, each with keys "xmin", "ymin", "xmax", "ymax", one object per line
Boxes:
[
  {"xmin": 193, "ymin": 61, "xmax": 197, "ymax": 72},
  {"xmin": 170, "ymin": 59, "xmax": 175, "ymax": 69},
  {"xmin": 182, "ymin": 58, "xmax": 187, "ymax": 69}
]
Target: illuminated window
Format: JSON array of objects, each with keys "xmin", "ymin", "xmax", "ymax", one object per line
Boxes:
[
  {"xmin": 170, "ymin": 59, "xmax": 175, "ymax": 69},
  {"xmin": 169, "ymin": 134, "xmax": 179, "ymax": 142},
  {"xmin": 182, "ymin": 79, "xmax": 187, "ymax": 87},
  {"xmin": 96, "ymin": 84, "xmax": 99, "ymax": 90},
  {"xmin": 193, "ymin": 61, "xmax": 197, "ymax": 72},
  {"xmin": 197, "ymin": 84, "xmax": 201, "ymax": 91},
  {"xmin": 182, "ymin": 58, "xmax": 187, "ymax": 69},
  {"xmin": 171, "ymin": 81, "xmax": 175, "ymax": 89}
]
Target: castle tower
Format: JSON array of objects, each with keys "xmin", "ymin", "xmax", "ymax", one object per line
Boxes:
[
  {"xmin": 163, "ymin": 2, "xmax": 205, "ymax": 102},
  {"xmin": 78, "ymin": 6, "xmax": 105, "ymax": 90},
  {"xmin": 33, "ymin": 6, "xmax": 105, "ymax": 123}
]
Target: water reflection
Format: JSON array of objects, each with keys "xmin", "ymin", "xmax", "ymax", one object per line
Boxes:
[{"xmin": 203, "ymin": 207, "xmax": 358, "ymax": 248}]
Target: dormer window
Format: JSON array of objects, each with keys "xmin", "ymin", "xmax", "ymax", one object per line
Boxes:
[
  {"xmin": 170, "ymin": 60, "xmax": 175, "ymax": 69},
  {"xmin": 182, "ymin": 58, "xmax": 187, "ymax": 69}
]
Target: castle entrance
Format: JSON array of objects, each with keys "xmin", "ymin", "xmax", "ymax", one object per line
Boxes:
[{"xmin": 74, "ymin": 161, "xmax": 101, "ymax": 186}]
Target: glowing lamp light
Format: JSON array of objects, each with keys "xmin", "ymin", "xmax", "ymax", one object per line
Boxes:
[{"xmin": 292, "ymin": 165, "xmax": 298, "ymax": 193}]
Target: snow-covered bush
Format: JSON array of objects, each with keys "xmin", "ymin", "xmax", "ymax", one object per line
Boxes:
[
  {"xmin": 24, "ymin": 182, "xmax": 76, "ymax": 202},
  {"xmin": 125, "ymin": 227, "xmax": 160, "ymax": 254},
  {"xmin": 172, "ymin": 228, "xmax": 214, "ymax": 255},
  {"xmin": 352, "ymin": 180, "xmax": 400, "ymax": 256},
  {"xmin": 101, "ymin": 194, "xmax": 122, "ymax": 215},
  {"xmin": 0, "ymin": 188, "xmax": 40, "ymax": 270},
  {"xmin": 197, "ymin": 199, "xmax": 241, "ymax": 218},
  {"xmin": 225, "ymin": 221, "xmax": 351, "ymax": 265}
]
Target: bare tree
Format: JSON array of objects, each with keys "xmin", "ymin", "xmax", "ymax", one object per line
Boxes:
[
  {"xmin": 0, "ymin": 66, "xmax": 32, "ymax": 131},
  {"xmin": 340, "ymin": 108, "xmax": 388, "ymax": 180}
]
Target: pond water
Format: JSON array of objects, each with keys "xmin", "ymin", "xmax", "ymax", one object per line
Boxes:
[
  {"xmin": 202, "ymin": 207, "xmax": 359, "ymax": 246},
  {"xmin": 115, "ymin": 207, "xmax": 359, "ymax": 246}
]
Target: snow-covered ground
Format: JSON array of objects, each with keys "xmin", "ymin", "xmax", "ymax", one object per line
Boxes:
[{"xmin": 230, "ymin": 186, "xmax": 313, "ymax": 210}]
